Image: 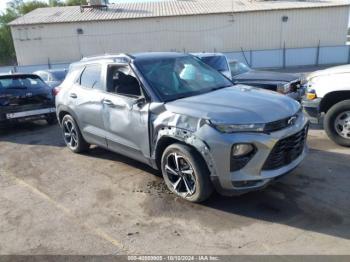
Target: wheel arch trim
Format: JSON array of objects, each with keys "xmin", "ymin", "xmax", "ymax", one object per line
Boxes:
[
  {"xmin": 152, "ymin": 126, "xmax": 217, "ymax": 177},
  {"xmin": 320, "ymin": 91, "xmax": 350, "ymax": 113}
]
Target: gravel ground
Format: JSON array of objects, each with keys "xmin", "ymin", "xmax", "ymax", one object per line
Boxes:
[{"xmin": 0, "ymin": 121, "xmax": 349, "ymax": 255}]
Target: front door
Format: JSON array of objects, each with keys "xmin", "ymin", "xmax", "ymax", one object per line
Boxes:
[{"xmin": 102, "ymin": 65, "xmax": 150, "ymax": 163}]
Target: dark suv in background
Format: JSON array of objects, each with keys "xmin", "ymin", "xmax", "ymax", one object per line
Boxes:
[{"xmin": 0, "ymin": 74, "xmax": 56, "ymax": 126}]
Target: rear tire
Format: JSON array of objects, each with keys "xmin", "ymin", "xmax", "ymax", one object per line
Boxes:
[
  {"xmin": 324, "ymin": 100, "xmax": 350, "ymax": 147},
  {"xmin": 61, "ymin": 114, "xmax": 90, "ymax": 153},
  {"xmin": 161, "ymin": 143, "xmax": 213, "ymax": 202}
]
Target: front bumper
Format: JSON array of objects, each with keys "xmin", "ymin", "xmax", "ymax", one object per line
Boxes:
[
  {"xmin": 302, "ymin": 98, "xmax": 322, "ymax": 124},
  {"xmin": 196, "ymin": 113, "xmax": 309, "ymax": 196}
]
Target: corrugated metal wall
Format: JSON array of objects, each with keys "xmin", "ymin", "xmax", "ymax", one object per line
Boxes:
[
  {"xmin": 1, "ymin": 45, "xmax": 349, "ymax": 73},
  {"xmin": 11, "ymin": 5, "xmax": 349, "ymax": 65}
]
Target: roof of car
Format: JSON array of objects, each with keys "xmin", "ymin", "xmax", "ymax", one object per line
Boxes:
[
  {"xmin": 132, "ymin": 52, "xmax": 188, "ymax": 61},
  {"xmin": 191, "ymin": 53, "xmax": 225, "ymax": 58},
  {"xmin": 74, "ymin": 52, "xmax": 189, "ymax": 66},
  {"xmin": 34, "ymin": 69, "xmax": 67, "ymax": 73}
]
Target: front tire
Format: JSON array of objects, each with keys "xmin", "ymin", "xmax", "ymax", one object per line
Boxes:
[
  {"xmin": 324, "ymin": 100, "xmax": 350, "ymax": 147},
  {"xmin": 161, "ymin": 143, "xmax": 213, "ymax": 202},
  {"xmin": 61, "ymin": 114, "xmax": 90, "ymax": 153}
]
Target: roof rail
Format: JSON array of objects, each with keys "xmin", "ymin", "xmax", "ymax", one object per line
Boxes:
[{"xmin": 80, "ymin": 53, "xmax": 133, "ymax": 63}]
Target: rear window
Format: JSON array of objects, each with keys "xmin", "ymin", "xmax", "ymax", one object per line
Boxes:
[
  {"xmin": 200, "ymin": 55, "xmax": 229, "ymax": 72},
  {"xmin": 0, "ymin": 76, "xmax": 47, "ymax": 90}
]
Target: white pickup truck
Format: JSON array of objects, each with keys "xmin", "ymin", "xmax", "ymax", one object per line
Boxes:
[{"xmin": 303, "ymin": 65, "xmax": 350, "ymax": 147}]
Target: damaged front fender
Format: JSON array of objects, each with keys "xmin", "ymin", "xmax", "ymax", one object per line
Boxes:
[{"xmin": 150, "ymin": 103, "xmax": 217, "ymax": 177}]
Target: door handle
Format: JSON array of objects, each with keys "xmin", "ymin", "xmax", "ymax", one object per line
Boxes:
[
  {"xmin": 70, "ymin": 93, "xmax": 77, "ymax": 99},
  {"xmin": 102, "ymin": 99, "xmax": 115, "ymax": 106},
  {"xmin": 102, "ymin": 99, "xmax": 126, "ymax": 108}
]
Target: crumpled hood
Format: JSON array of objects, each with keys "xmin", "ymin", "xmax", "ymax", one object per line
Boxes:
[
  {"xmin": 165, "ymin": 85, "xmax": 300, "ymax": 124},
  {"xmin": 233, "ymin": 70, "xmax": 299, "ymax": 83}
]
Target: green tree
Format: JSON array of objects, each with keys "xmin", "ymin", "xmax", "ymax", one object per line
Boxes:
[
  {"xmin": 0, "ymin": 0, "xmax": 50, "ymax": 65},
  {"xmin": 0, "ymin": 0, "xmax": 91, "ymax": 65},
  {"xmin": 49, "ymin": 0, "xmax": 65, "ymax": 6},
  {"xmin": 17, "ymin": 1, "xmax": 48, "ymax": 15},
  {"xmin": 65, "ymin": 0, "xmax": 87, "ymax": 6},
  {"xmin": 0, "ymin": 6, "xmax": 18, "ymax": 65}
]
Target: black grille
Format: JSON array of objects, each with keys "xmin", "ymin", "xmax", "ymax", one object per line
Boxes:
[
  {"xmin": 264, "ymin": 118, "xmax": 291, "ymax": 133},
  {"xmin": 262, "ymin": 125, "xmax": 308, "ymax": 170},
  {"xmin": 264, "ymin": 113, "xmax": 300, "ymax": 133}
]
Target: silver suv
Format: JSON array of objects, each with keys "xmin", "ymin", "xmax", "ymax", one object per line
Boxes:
[{"xmin": 56, "ymin": 53, "xmax": 308, "ymax": 202}]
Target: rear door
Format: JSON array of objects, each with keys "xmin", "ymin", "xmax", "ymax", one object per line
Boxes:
[{"xmin": 69, "ymin": 64, "xmax": 107, "ymax": 147}]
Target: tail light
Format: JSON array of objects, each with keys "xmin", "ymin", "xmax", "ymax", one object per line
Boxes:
[{"xmin": 52, "ymin": 86, "xmax": 61, "ymax": 96}]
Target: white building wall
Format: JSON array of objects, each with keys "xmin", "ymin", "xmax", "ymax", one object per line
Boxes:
[{"xmin": 11, "ymin": 6, "xmax": 349, "ymax": 65}]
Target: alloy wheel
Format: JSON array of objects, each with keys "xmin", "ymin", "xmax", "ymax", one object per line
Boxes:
[
  {"xmin": 164, "ymin": 152, "xmax": 197, "ymax": 197},
  {"xmin": 63, "ymin": 118, "xmax": 79, "ymax": 149},
  {"xmin": 334, "ymin": 111, "xmax": 350, "ymax": 139}
]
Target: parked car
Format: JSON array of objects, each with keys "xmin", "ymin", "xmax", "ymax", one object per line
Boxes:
[
  {"xmin": 0, "ymin": 74, "xmax": 56, "ymax": 126},
  {"xmin": 193, "ymin": 53, "xmax": 304, "ymax": 101},
  {"xmin": 303, "ymin": 65, "xmax": 350, "ymax": 147},
  {"xmin": 34, "ymin": 69, "xmax": 67, "ymax": 91},
  {"xmin": 56, "ymin": 52, "xmax": 308, "ymax": 202}
]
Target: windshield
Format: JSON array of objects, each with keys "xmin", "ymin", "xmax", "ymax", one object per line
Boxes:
[
  {"xmin": 229, "ymin": 61, "xmax": 251, "ymax": 76},
  {"xmin": 135, "ymin": 56, "xmax": 233, "ymax": 101},
  {"xmin": 0, "ymin": 75, "xmax": 47, "ymax": 90},
  {"xmin": 51, "ymin": 70, "xmax": 67, "ymax": 81},
  {"xmin": 200, "ymin": 55, "xmax": 229, "ymax": 72}
]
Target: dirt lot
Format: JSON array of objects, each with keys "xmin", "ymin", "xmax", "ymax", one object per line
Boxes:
[{"xmin": 0, "ymin": 121, "xmax": 349, "ymax": 255}]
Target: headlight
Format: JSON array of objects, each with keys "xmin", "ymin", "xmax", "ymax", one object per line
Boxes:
[
  {"xmin": 212, "ymin": 123, "xmax": 265, "ymax": 133},
  {"xmin": 277, "ymin": 83, "xmax": 291, "ymax": 94}
]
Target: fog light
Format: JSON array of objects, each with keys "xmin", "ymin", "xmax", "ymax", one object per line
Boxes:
[{"xmin": 232, "ymin": 144, "xmax": 254, "ymax": 157}]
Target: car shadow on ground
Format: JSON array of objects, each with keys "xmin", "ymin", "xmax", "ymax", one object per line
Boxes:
[
  {"xmin": 84, "ymin": 146, "xmax": 159, "ymax": 175},
  {"xmin": 0, "ymin": 121, "xmax": 65, "ymax": 147},
  {"xmin": 84, "ymin": 143, "xmax": 350, "ymax": 241},
  {"xmin": 2, "ymin": 121, "xmax": 349, "ymax": 241},
  {"xmin": 201, "ymin": 147, "xmax": 350, "ymax": 241}
]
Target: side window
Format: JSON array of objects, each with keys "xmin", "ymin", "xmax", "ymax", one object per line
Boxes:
[
  {"xmin": 107, "ymin": 65, "xmax": 141, "ymax": 97},
  {"xmin": 80, "ymin": 64, "xmax": 102, "ymax": 89}
]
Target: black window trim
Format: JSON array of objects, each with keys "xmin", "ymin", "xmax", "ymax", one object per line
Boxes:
[{"xmin": 106, "ymin": 64, "xmax": 146, "ymax": 100}]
